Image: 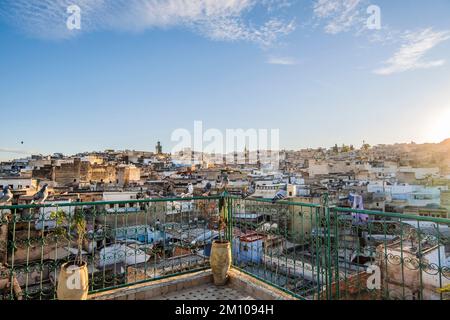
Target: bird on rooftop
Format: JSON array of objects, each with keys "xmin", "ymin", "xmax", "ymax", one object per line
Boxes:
[
  {"xmin": 0, "ymin": 186, "xmax": 13, "ymax": 204},
  {"xmin": 272, "ymin": 184, "xmax": 287, "ymax": 204},
  {"xmin": 165, "ymin": 184, "xmax": 176, "ymax": 197},
  {"xmin": 187, "ymin": 183, "xmax": 194, "ymax": 195},
  {"xmin": 220, "ymin": 173, "xmax": 229, "ymax": 190},
  {"xmin": 180, "ymin": 183, "xmax": 194, "ymax": 198},
  {"xmin": 202, "ymin": 182, "xmax": 212, "ymax": 196},
  {"xmin": 31, "ymin": 184, "xmax": 49, "ymax": 204},
  {"xmin": 241, "ymin": 181, "xmax": 256, "ymax": 199}
]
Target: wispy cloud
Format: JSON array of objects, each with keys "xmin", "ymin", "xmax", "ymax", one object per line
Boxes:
[
  {"xmin": 0, "ymin": 148, "xmax": 35, "ymax": 155},
  {"xmin": 312, "ymin": 0, "xmax": 366, "ymax": 34},
  {"xmin": 310, "ymin": 2, "xmax": 450, "ymax": 75},
  {"xmin": 266, "ymin": 56, "xmax": 298, "ymax": 65},
  {"xmin": 374, "ymin": 28, "xmax": 450, "ymax": 75},
  {"xmin": 0, "ymin": 0, "xmax": 295, "ymax": 46}
]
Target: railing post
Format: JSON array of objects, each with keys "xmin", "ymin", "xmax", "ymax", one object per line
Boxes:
[
  {"xmin": 321, "ymin": 193, "xmax": 333, "ymax": 300},
  {"xmin": 220, "ymin": 191, "xmax": 232, "ymax": 243}
]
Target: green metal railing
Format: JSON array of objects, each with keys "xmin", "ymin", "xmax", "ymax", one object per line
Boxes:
[
  {"xmin": 227, "ymin": 196, "xmax": 450, "ymax": 300},
  {"xmin": 1, "ymin": 195, "xmax": 449, "ymax": 300},
  {"xmin": 0, "ymin": 196, "xmax": 221, "ymax": 300}
]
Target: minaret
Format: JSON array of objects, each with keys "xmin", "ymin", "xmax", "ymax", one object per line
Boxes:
[
  {"xmin": 155, "ymin": 141, "xmax": 162, "ymax": 154},
  {"xmin": 257, "ymin": 149, "xmax": 261, "ymax": 169},
  {"xmin": 244, "ymin": 145, "xmax": 249, "ymax": 165}
]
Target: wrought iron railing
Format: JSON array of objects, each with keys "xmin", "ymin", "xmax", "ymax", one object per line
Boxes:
[
  {"xmin": 1, "ymin": 195, "xmax": 449, "ymax": 300},
  {"xmin": 0, "ymin": 197, "xmax": 221, "ymax": 300},
  {"xmin": 227, "ymin": 196, "xmax": 450, "ymax": 300}
]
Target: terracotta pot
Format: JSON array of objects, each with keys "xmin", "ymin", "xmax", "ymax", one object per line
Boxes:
[
  {"xmin": 57, "ymin": 261, "xmax": 89, "ymax": 300},
  {"xmin": 210, "ymin": 240, "xmax": 231, "ymax": 286}
]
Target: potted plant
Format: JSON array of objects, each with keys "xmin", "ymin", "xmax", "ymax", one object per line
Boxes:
[
  {"xmin": 0, "ymin": 265, "xmax": 23, "ymax": 300},
  {"xmin": 51, "ymin": 209, "xmax": 89, "ymax": 300},
  {"xmin": 210, "ymin": 196, "xmax": 231, "ymax": 286}
]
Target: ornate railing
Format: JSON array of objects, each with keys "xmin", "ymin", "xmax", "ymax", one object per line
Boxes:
[
  {"xmin": 0, "ymin": 197, "xmax": 221, "ymax": 300},
  {"xmin": 1, "ymin": 195, "xmax": 449, "ymax": 300},
  {"xmin": 227, "ymin": 196, "xmax": 450, "ymax": 300}
]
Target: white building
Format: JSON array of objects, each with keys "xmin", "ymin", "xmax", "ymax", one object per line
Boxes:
[
  {"xmin": 253, "ymin": 182, "xmax": 285, "ymax": 199},
  {"xmin": 0, "ymin": 177, "xmax": 38, "ymax": 192}
]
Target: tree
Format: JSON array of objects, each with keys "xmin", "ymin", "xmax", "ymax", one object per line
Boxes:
[
  {"xmin": 342, "ymin": 144, "xmax": 351, "ymax": 153},
  {"xmin": 362, "ymin": 143, "xmax": 371, "ymax": 151},
  {"xmin": 332, "ymin": 144, "xmax": 339, "ymax": 153},
  {"xmin": 50, "ymin": 209, "xmax": 87, "ymax": 266}
]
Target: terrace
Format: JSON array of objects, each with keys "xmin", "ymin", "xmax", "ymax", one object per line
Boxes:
[{"xmin": 1, "ymin": 195, "xmax": 449, "ymax": 300}]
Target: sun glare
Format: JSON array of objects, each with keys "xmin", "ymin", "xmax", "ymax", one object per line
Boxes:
[{"xmin": 425, "ymin": 107, "xmax": 450, "ymax": 143}]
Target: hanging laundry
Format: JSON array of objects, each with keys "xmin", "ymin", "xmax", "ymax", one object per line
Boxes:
[
  {"xmin": 350, "ymin": 193, "xmax": 369, "ymax": 223},
  {"xmin": 352, "ymin": 194, "xmax": 364, "ymax": 210}
]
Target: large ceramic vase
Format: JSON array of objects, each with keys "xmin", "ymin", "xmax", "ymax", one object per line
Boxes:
[
  {"xmin": 57, "ymin": 261, "xmax": 89, "ymax": 300},
  {"xmin": 210, "ymin": 240, "xmax": 231, "ymax": 286}
]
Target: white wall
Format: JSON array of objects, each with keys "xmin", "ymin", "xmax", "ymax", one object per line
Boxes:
[{"xmin": 0, "ymin": 178, "xmax": 36, "ymax": 190}]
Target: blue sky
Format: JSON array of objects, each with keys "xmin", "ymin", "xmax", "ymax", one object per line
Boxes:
[{"xmin": 1, "ymin": 0, "xmax": 450, "ymax": 160}]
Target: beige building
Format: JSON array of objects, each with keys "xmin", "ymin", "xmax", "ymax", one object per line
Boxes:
[
  {"xmin": 117, "ymin": 165, "xmax": 141, "ymax": 186},
  {"xmin": 288, "ymin": 196, "xmax": 321, "ymax": 242},
  {"xmin": 441, "ymin": 190, "xmax": 450, "ymax": 213}
]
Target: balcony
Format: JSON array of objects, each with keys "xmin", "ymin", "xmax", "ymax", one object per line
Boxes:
[{"xmin": 1, "ymin": 195, "xmax": 449, "ymax": 300}]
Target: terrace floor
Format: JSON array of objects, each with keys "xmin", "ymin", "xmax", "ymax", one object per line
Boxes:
[
  {"xmin": 153, "ymin": 283, "xmax": 255, "ymax": 300},
  {"xmin": 89, "ymin": 268, "xmax": 297, "ymax": 301}
]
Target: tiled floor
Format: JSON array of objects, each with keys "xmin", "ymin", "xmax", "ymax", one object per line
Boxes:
[{"xmin": 153, "ymin": 284, "xmax": 256, "ymax": 300}]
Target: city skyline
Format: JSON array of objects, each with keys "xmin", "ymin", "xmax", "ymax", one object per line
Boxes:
[
  {"xmin": 1, "ymin": 0, "xmax": 450, "ymax": 161},
  {"xmin": 2, "ymin": 138, "xmax": 450, "ymax": 163}
]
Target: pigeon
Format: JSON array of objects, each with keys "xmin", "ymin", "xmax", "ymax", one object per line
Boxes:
[
  {"xmin": 187, "ymin": 183, "xmax": 194, "ymax": 195},
  {"xmin": 241, "ymin": 182, "xmax": 256, "ymax": 199},
  {"xmin": 0, "ymin": 186, "xmax": 13, "ymax": 204},
  {"xmin": 220, "ymin": 173, "xmax": 229, "ymax": 190},
  {"xmin": 166, "ymin": 184, "xmax": 176, "ymax": 197},
  {"xmin": 202, "ymin": 182, "xmax": 212, "ymax": 196},
  {"xmin": 272, "ymin": 184, "xmax": 287, "ymax": 204},
  {"xmin": 181, "ymin": 183, "xmax": 195, "ymax": 198},
  {"xmin": 31, "ymin": 184, "xmax": 49, "ymax": 204}
]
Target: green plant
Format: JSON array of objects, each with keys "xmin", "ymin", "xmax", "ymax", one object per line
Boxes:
[
  {"xmin": 50, "ymin": 209, "xmax": 87, "ymax": 266},
  {"xmin": 217, "ymin": 197, "xmax": 228, "ymax": 242},
  {"xmin": 72, "ymin": 211, "xmax": 87, "ymax": 266}
]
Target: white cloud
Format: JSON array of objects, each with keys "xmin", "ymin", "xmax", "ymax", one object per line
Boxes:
[
  {"xmin": 0, "ymin": 0, "xmax": 295, "ymax": 46},
  {"xmin": 266, "ymin": 56, "xmax": 298, "ymax": 65},
  {"xmin": 313, "ymin": 0, "xmax": 365, "ymax": 34},
  {"xmin": 0, "ymin": 148, "xmax": 35, "ymax": 155},
  {"xmin": 374, "ymin": 28, "xmax": 450, "ymax": 75}
]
